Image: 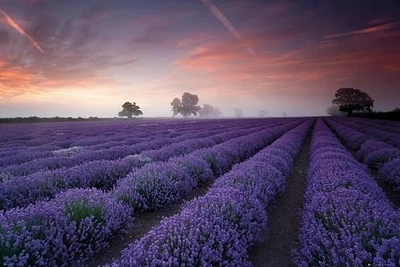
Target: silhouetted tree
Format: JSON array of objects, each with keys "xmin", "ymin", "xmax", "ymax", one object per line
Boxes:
[
  {"xmin": 258, "ymin": 109, "xmax": 267, "ymax": 117},
  {"xmin": 118, "ymin": 101, "xmax": 143, "ymax": 119},
  {"xmin": 282, "ymin": 112, "xmax": 287, "ymax": 117},
  {"xmin": 332, "ymin": 88, "xmax": 374, "ymax": 115},
  {"xmin": 234, "ymin": 108, "xmax": 244, "ymax": 118},
  {"xmin": 199, "ymin": 104, "xmax": 222, "ymax": 117},
  {"xmin": 171, "ymin": 92, "xmax": 201, "ymax": 117}
]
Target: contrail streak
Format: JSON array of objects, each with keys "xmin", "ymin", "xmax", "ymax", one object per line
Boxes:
[
  {"xmin": 200, "ymin": 0, "xmax": 254, "ymax": 55},
  {"xmin": 0, "ymin": 9, "xmax": 45, "ymax": 54}
]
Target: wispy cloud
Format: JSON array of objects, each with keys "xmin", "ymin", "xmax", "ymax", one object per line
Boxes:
[
  {"xmin": 0, "ymin": 8, "xmax": 45, "ymax": 54},
  {"xmin": 200, "ymin": 0, "xmax": 254, "ymax": 55},
  {"xmin": 325, "ymin": 21, "xmax": 399, "ymax": 39}
]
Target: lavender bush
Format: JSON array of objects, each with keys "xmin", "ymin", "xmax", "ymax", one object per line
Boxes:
[
  {"xmin": 0, "ymin": 188, "xmax": 132, "ymax": 266},
  {"xmin": 111, "ymin": 120, "xmax": 313, "ymax": 266},
  {"xmin": 294, "ymin": 119, "xmax": 400, "ymax": 266}
]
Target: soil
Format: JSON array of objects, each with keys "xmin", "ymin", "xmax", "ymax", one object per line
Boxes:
[
  {"xmin": 87, "ymin": 180, "xmax": 213, "ymax": 267},
  {"xmin": 248, "ymin": 132, "xmax": 312, "ymax": 267}
]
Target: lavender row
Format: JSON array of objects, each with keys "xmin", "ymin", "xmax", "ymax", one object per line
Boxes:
[
  {"xmin": 334, "ymin": 117, "xmax": 400, "ymax": 148},
  {"xmin": 111, "ymin": 120, "xmax": 304, "ymax": 213},
  {"xmin": 110, "ymin": 120, "xmax": 312, "ymax": 266},
  {"xmin": 325, "ymin": 118, "xmax": 400, "ymax": 191},
  {"xmin": 0, "ymin": 121, "xmax": 287, "ymax": 211},
  {"xmin": 346, "ymin": 117, "xmax": 400, "ymax": 135},
  {"xmin": 0, "ymin": 119, "xmax": 272, "ymax": 177},
  {"xmin": 0, "ymin": 120, "xmax": 225, "ymax": 170},
  {"xmin": 0, "ymin": 188, "xmax": 133, "ymax": 266},
  {"xmin": 0, "ymin": 118, "xmax": 280, "ymax": 174},
  {"xmin": 0, "ymin": 119, "xmax": 303, "ymax": 266},
  {"xmin": 293, "ymin": 119, "xmax": 400, "ymax": 266},
  {"xmin": 0, "ymin": 118, "xmax": 258, "ymax": 168}
]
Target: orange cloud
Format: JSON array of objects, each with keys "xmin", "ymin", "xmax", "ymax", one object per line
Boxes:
[{"xmin": 0, "ymin": 56, "xmax": 117, "ymax": 102}]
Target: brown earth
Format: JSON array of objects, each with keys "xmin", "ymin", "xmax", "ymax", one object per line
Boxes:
[{"xmin": 248, "ymin": 132, "xmax": 311, "ymax": 267}]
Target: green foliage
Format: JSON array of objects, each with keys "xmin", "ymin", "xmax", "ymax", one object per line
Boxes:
[{"xmin": 64, "ymin": 199, "xmax": 104, "ymax": 223}]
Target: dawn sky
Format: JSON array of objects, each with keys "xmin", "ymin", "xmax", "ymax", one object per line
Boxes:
[{"xmin": 0, "ymin": 0, "xmax": 399, "ymax": 118}]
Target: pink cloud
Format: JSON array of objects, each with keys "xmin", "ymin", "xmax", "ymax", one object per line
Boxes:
[{"xmin": 325, "ymin": 21, "xmax": 399, "ymax": 39}]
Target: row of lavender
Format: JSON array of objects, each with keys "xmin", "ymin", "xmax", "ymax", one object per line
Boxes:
[
  {"xmin": 0, "ymin": 119, "xmax": 266, "ymax": 169},
  {"xmin": 0, "ymin": 119, "xmax": 294, "ymax": 211},
  {"xmin": 110, "ymin": 120, "xmax": 313, "ymax": 266},
  {"xmin": 0, "ymin": 119, "xmax": 303, "ymax": 265},
  {"xmin": 333, "ymin": 117, "xmax": 400, "ymax": 148},
  {"xmin": 294, "ymin": 119, "xmax": 400, "ymax": 265},
  {"xmin": 0, "ymin": 119, "xmax": 224, "ymax": 150},
  {"xmin": 0, "ymin": 120, "xmax": 267, "ymax": 177},
  {"xmin": 111, "ymin": 120, "xmax": 304, "ymax": 213},
  {"xmin": 325, "ymin": 118, "xmax": 400, "ymax": 191},
  {"xmin": 0, "ymin": 120, "xmax": 190, "ymax": 163}
]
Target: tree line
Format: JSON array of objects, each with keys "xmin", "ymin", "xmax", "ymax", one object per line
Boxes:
[
  {"xmin": 117, "ymin": 88, "xmax": 398, "ymax": 120},
  {"xmin": 118, "ymin": 92, "xmax": 224, "ymax": 119}
]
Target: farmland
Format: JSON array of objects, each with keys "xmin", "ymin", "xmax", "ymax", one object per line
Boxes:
[{"xmin": 0, "ymin": 117, "xmax": 399, "ymax": 266}]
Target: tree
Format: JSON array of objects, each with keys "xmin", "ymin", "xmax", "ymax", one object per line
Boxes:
[
  {"xmin": 258, "ymin": 109, "xmax": 267, "ymax": 117},
  {"xmin": 199, "ymin": 104, "xmax": 222, "ymax": 118},
  {"xmin": 118, "ymin": 101, "xmax": 143, "ymax": 119},
  {"xmin": 234, "ymin": 108, "xmax": 244, "ymax": 118},
  {"xmin": 170, "ymin": 92, "xmax": 201, "ymax": 117},
  {"xmin": 332, "ymin": 88, "xmax": 374, "ymax": 115}
]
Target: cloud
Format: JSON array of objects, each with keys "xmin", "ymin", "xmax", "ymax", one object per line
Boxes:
[
  {"xmin": 325, "ymin": 21, "xmax": 399, "ymax": 39},
  {"xmin": 0, "ymin": 3, "xmax": 138, "ymax": 102},
  {"xmin": 0, "ymin": 8, "xmax": 45, "ymax": 54},
  {"xmin": 174, "ymin": 19, "xmax": 400, "ymax": 95}
]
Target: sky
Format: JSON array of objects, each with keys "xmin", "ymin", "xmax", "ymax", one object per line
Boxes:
[{"xmin": 0, "ymin": 0, "xmax": 399, "ymax": 118}]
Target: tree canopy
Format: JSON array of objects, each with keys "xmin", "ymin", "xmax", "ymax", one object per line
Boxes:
[
  {"xmin": 234, "ymin": 108, "xmax": 244, "ymax": 118},
  {"xmin": 199, "ymin": 104, "xmax": 221, "ymax": 118},
  {"xmin": 171, "ymin": 92, "xmax": 201, "ymax": 117},
  {"xmin": 258, "ymin": 109, "xmax": 267, "ymax": 117},
  {"xmin": 118, "ymin": 102, "xmax": 143, "ymax": 119},
  {"xmin": 332, "ymin": 88, "xmax": 374, "ymax": 115}
]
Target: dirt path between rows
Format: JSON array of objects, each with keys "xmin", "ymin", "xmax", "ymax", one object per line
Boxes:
[
  {"xmin": 249, "ymin": 132, "xmax": 312, "ymax": 267},
  {"xmin": 87, "ymin": 180, "xmax": 213, "ymax": 267}
]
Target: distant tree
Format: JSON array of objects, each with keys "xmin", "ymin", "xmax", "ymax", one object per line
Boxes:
[
  {"xmin": 332, "ymin": 88, "xmax": 374, "ymax": 115},
  {"xmin": 118, "ymin": 101, "xmax": 143, "ymax": 119},
  {"xmin": 326, "ymin": 105, "xmax": 345, "ymax": 116},
  {"xmin": 171, "ymin": 92, "xmax": 201, "ymax": 117},
  {"xmin": 171, "ymin": 98, "xmax": 182, "ymax": 116},
  {"xmin": 281, "ymin": 112, "xmax": 287, "ymax": 117},
  {"xmin": 199, "ymin": 104, "xmax": 222, "ymax": 118},
  {"xmin": 258, "ymin": 109, "xmax": 267, "ymax": 117},
  {"xmin": 234, "ymin": 108, "xmax": 244, "ymax": 118}
]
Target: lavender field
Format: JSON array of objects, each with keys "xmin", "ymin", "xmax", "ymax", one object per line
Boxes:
[{"xmin": 0, "ymin": 117, "xmax": 399, "ymax": 266}]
